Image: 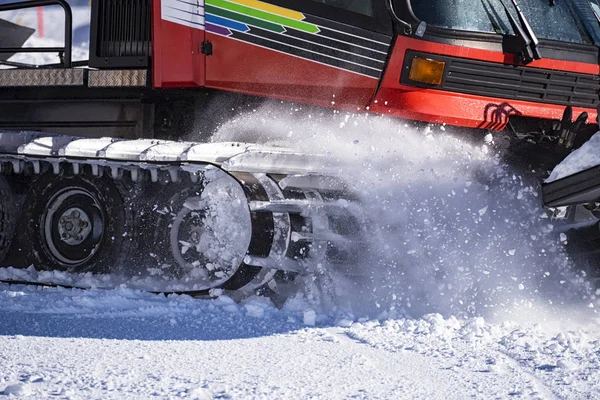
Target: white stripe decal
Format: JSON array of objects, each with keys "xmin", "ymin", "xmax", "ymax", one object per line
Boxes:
[
  {"xmin": 213, "ymin": 35, "xmax": 379, "ymax": 80},
  {"xmin": 160, "ymin": 0, "xmax": 387, "ymax": 78},
  {"xmin": 162, "ymin": 0, "xmax": 206, "ymax": 30}
]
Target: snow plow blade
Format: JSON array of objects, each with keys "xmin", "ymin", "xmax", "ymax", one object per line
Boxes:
[{"xmin": 542, "ymin": 165, "xmax": 600, "ymax": 208}]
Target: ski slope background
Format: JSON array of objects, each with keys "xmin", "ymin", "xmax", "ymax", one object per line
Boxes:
[
  {"xmin": 0, "ymin": 3, "xmax": 90, "ymax": 64},
  {"xmin": 2, "ymin": 6, "xmax": 600, "ymax": 399}
]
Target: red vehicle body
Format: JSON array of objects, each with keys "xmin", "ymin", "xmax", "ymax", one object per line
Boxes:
[{"xmin": 148, "ymin": 0, "xmax": 600, "ymax": 135}]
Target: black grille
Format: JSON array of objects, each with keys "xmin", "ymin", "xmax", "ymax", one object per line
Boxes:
[
  {"xmin": 90, "ymin": 0, "xmax": 151, "ymax": 68},
  {"xmin": 402, "ymin": 51, "xmax": 600, "ymax": 109}
]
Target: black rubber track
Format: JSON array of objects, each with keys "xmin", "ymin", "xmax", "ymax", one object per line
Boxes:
[{"xmin": 0, "ymin": 176, "xmax": 15, "ymax": 264}]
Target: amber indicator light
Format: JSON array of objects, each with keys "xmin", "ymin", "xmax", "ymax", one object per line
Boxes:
[{"xmin": 408, "ymin": 57, "xmax": 446, "ymax": 85}]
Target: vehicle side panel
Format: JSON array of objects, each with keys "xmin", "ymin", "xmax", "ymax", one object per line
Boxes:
[{"xmin": 153, "ymin": 0, "xmax": 205, "ymax": 88}]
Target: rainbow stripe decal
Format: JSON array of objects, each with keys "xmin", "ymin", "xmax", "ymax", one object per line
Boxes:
[
  {"xmin": 162, "ymin": 0, "xmax": 392, "ymax": 78},
  {"xmin": 205, "ymin": 0, "xmax": 318, "ymax": 35}
]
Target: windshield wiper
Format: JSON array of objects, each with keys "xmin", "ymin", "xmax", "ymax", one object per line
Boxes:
[{"xmin": 501, "ymin": 0, "xmax": 542, "ymax": 64}]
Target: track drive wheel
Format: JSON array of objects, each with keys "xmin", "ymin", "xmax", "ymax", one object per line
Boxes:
[
  {"xmin": 151, "ymin": 175, "xmax": 261, "ymax": 293},
  {"xmin": 22, "ymin": 173, "xmax": 136, "ymax": 273},
  {"xmin": 0, "ymin": 176, "xmax": 15, "ymax": 264}
]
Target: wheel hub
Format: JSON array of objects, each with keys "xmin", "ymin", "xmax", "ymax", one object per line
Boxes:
[
  {"xmin": 43, "ymin": 187, "xmax": 104, "ymax": 267},
  {"xmin": 57, "ymin": 207, "xmax": 92, "ymax": 245}
]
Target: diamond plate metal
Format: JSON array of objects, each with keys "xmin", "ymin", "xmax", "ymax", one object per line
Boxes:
[
  {"xmin": 88, "ymin": 69, "xmax": 147, "ymax": 87},
  {"xmin": 0, "ymin": 69, "xmax": 84, "ymax": 86}
]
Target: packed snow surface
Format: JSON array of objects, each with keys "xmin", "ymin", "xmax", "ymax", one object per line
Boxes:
[
  {"xmin": 2, "ymin": 284, "xmax": 600, "ymax": 399},
  {"xmin": 548, "ymin": 131, "xmax": 600, "ymax": 182}
]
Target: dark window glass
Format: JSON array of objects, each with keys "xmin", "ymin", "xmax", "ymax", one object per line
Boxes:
[
  {"xmin": 311, "ymin": 0, "xmax": 373, "ymax": 17},
  {"xmin": 410, "ymin": 0, "xmax": 598, "ymax": 45}
]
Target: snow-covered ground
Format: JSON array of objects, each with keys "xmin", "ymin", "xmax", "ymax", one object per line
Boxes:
[{"xmin": 2, "ymin": 282, "xmax": 600, "ymax": 399}]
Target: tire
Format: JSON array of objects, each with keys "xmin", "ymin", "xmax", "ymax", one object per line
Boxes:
[
  {"xmin": 0, "ymin": 176, "xmax": 15, "ymax": 264},
  {"xmin": 21, "ymin": 172, "xmax": 137, "ymax": 273}
]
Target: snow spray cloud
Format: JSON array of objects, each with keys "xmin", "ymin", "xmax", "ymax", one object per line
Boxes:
[{"xmin": 211, "ymin": 102, "xmax": 592, "ymax": 320}]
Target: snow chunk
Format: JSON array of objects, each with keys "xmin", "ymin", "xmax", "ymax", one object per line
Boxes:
[
  {"xmin": 556, "ymin": 359, "xmax": 579, "ymax": 371},
  {"xmin": 242, "ymin": 296, "xmax": 275, "ymax": 319},
  {"xmin": 186, "ymin": 387, "xmax": 214, "ymax": 400},
  {"xmin": 303, "ymin": 310, "xmax": 317, "ymax": 326},
  {"xmin": 1, "ymin": 383, "xmax": 33, "ymax": 397},
  {"xmin": 336, "ymin": 318, "xmax": 354, "ymax": 328}
]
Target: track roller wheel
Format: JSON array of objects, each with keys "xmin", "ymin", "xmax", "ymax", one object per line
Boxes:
[
  {"xmin": 21, "ymin": 173, "xmax": 136, "ymax": 273},
  {"xmin": 0, "ymin": 176, "xmax": 15, "ymax": 264}
]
